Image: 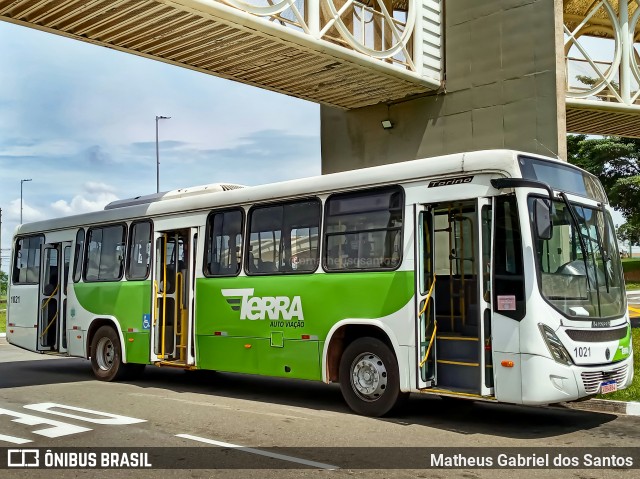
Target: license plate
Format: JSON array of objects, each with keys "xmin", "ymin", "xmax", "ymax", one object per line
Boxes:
[{"xmin": 600, "ymin": 380, "xmax": 617, "ymax": 394}]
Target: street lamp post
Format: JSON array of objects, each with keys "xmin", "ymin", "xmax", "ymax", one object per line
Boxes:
[
  {"xmin": 155, "ymin": 115, "xmax": 171, "ymax": 193},
  {"xmin": 20, "ymin": 178, "xmax": 32, "ymax": 223}
]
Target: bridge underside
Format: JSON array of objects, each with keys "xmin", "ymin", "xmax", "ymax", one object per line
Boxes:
[
  {"xmin": 567, "ymin": 103, "xmax": 640, "ymax": 138},
  {"xmin": 0, "ymin": 0, "xmax": 435, "ymax": 109}
]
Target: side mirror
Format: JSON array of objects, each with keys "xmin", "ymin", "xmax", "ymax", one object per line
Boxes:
[{"xmin": 535, "ymin": 198, "xmax": 553, "ymax": 240}]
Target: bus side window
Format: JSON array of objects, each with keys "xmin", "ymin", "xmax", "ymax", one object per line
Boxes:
[
  {"xmin": 324, "ymin": 186, "xmax": 403, "ymax": 271},
  {"xmin": 73, "ymin": 229, "xmax": 85, "ymax": 283},
  {"xmin": 204, "ymin": 209, "xmax": 244, "ymax": 277},
  {"xmin": 84, "ymin": 224, "xmax": 126, "ymax": 282},
  {"xmin": 246, "ymin": 199, "xmax": 320, "ymax": 275},
  {"xmin": 12, "ymin": 235, "xmax": 44, "ymax": 284},
  {"xmin": 127, "ymin": 221, "xmax": 152, "ymax": 280},
  {"xmin": 493, "ymin": 196, "xmax": 525, "ymax": 320}
]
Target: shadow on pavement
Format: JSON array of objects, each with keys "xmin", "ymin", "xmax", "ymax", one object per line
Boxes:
[
  {"xmin": 126, "ymin": 366, "xmax": 620, "ymax": 440},
  {"xmin": 0, "ymin": 358, "xmax": 92, "ymax": 388},
  {"xmin": 0, "ymin": 357, "xmax": 622, "ymax": 440}
]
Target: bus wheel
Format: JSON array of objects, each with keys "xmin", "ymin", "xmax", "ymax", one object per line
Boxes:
[
  {"xmin": 90, "ymin": 326, "xmax": 126, "ymax": 381},
  {"xmin": 339, "ymin": 337, "xmax": 405, "ymax": 417}
]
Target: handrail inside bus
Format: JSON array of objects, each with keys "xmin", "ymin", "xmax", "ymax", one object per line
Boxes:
[
  {"xmin": 40, "ymin": 283, "xmax": 60, "ymax": 312},
  {"xmin": 161, "ymin": 235, "xmax": 168, "ymax": 360},
  {"xmin": 39, "ymin": 312, "xmax": 58, "ymax": 339},
  {"xmin": 418, "ymin": 277, "xmax": 437, "ymax": 369}
]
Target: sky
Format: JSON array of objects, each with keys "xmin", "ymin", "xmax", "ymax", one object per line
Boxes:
[{"xmin": 0, "ymin": 21, "xmax": 321, "ymax": 268}]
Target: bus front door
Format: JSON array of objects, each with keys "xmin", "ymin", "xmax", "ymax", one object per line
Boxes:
[
  {"xmin": 37, "ymin": 243, "xmax": 70, "ymax": 352},
  {"xmin": 417, "ymin": 200, "xmax": 494, "ymax": 397},
  {"xmin": 151, "ymin": 228, "xmax": 196, "ymax": 366}
]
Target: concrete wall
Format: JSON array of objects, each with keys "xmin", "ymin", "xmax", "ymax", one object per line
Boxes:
[{"xmin": 321, "ymin": 0, "xmax": 567, "ymax": 173}]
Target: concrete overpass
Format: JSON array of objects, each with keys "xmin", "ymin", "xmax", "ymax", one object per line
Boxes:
[{"xmin": 2, "ymin": 1, "xmax": 640, "ymax": 171}]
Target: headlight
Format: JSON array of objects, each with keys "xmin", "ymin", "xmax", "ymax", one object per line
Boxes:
[{"xmin": 538, "ymin": 324, "xmax": 573, "ymax": 365}]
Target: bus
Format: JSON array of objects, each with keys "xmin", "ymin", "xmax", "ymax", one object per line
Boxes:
[{"xmin": 6, "ymin": 149, "xmax": 633, "ymax": 417}]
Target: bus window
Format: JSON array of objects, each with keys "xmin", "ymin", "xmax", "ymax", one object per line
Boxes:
[
  {"xmin": 246, "ymin": 199, "xmax": 320, "ymax": 275},
  {"xmin": 127, "ymin": 221, "xmax": 152, "ymax": 280},
  {"xmin": 205, "ymin": 209, "xmax": 243, "ymax": 276},
  {"xmin": 324, "ymin": 186, "xmax": 403, "ymax": 271},
  {"xmin": 493, "ymin": 196, "xmax": 525, "ymax": 320},
  {"xmin": 84, "ymin": 224, "xmax": 126, "ymax": 282},
  {"xmin": 73, "ymin": 229, "xmax": 85, "ymax": 283},
  {"xmin": 12, "ymin": 235, "xmax": 44, "ymax": 284}
]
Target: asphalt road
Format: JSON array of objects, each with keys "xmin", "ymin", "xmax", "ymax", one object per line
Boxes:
[{"xmin": 1, "ymin": 337, "xmax": 640, "ymax": 479}]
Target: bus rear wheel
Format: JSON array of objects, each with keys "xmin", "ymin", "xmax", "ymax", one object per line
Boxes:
[
  {"xmin": 339, "ymin": 337, "xmax": 406, "ymax": 417},
  {"xmin": 90, "ymin": 325, "xmax": 128, "ymax": 381}
]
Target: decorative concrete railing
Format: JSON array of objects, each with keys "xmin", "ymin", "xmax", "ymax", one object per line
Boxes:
[
  {"xmin": 565, "ymin": 0, "xmax": 640, "ymax": 109},
  {"xmin": 217, "ymin": 0, "xmax": 442, "ymax": 81}
]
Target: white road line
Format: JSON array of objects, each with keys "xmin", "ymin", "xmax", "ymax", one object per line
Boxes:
[
  {"xmin": 129, "ymin": 393, "xmax": 311, "ymax": 420},
  {"xmin": 176, "ymin": 434, "xmax": 339, "ymax": 470}
]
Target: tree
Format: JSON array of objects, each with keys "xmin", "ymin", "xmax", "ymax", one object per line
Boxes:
[
  {"xmin": 567, "ymin": 135, "xmax": 640, "ymax": 223},
  {"xmin": 0, "ymin": 270, "xmax": 7, "ymax": 297},
  {"xmin": 617, "ymin": 221, "xmax": 640, "ymax": 258}
]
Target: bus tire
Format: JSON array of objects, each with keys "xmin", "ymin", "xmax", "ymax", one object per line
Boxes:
[
  {"xmin": 339, "ymin": 337, "xmax": 405, "ymax": 417},
  {"xmin": 90, "ymin": 325, "xmax": 127, "ymax": 381}
]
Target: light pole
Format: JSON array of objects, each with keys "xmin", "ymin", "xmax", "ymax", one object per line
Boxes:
[
  {"xmin": 20, "ymin": 178, "xmax": 32, "ymax": 223},
  {"xmin": 155, "ymin": 115, "xmax": 171, "ymax": 193}
]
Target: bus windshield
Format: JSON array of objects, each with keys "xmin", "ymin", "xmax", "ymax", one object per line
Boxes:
[{"xmin": 528, "ymin": 197, "xmax": 625, "ymax": 319}]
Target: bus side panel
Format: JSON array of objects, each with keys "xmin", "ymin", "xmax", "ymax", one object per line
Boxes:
[
  {"xmin": 194, "ymin": 271, "xmax": 414, "ymax": 379},
  {"xmin": 73, "ymin": 281, "xmax": 152, "ymax": 364},
  {"xmin": 6, "ymin": 284, "xmax": 40, "ymax": 352}
]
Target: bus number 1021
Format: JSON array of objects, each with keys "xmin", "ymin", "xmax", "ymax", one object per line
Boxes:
[{"xmin": 574, "ymin": 347, "xmax": 591, "ymax": 358}]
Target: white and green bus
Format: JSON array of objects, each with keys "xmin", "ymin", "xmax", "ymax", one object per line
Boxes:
[{"xmin": 7, "ymin": 149, "xmax": 633, "ymax": 416}]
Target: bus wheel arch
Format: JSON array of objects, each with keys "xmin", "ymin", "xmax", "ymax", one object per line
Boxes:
[
  {"xmin": 86, "ymin": 318, "xmax": 126, "ymax": 362},
  {"xmin": 325, "ymin": 323, "xmax": 399, "ymax": 382},
  {"xmin": 89, "ymin": 325, "xmax": 127, "ymax": 381},
  {"xmin": 325, "ymin": 323, "xmax": 408, "ymax": 416}
]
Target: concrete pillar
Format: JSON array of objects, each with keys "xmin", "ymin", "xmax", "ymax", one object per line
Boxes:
[{"xmin": 320, "ymin": 0, "xmax": 568, "ymax": 173}]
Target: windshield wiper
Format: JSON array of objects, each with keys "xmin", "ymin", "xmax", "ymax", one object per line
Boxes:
[
  {"xmin": 559, "ymin": 192, "xmax": 602, "ymax": 314},
  {"xmin": 596, "ymin": 204, "xmax": 611, "ymax": 292}
]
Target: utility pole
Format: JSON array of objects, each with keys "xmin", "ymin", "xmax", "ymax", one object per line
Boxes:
[
  {"xmin": 20, "ymin": 178, "xmax": 32, "ymax": 223},
  {"xmin": 155, "ymin": 115, "xmax": 171, "ymax": 193}
]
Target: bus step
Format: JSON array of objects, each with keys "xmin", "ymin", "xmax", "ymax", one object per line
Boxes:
[
  {"xmin": 420, "ymin": 385, "xmax": 489, "ymax": 400},
  {"xmin": 155, "ymin": 360, "xmax": 192, "ymax": 369},
  {"xmin": 436, "ymin": 335, "xmax": 479, "ymax": 362},
  {"xmin": 437, "ymin": 360, "xmax": 480, "ymax": 390}
]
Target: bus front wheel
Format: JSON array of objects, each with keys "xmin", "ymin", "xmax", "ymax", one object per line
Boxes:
[
  {"xmin": 339, "ymin": 337, "xmax": 406, "ymax": 417},
  {"xmin": 90, "ymin": 325, "xmax": 127, "ymax": 381}
]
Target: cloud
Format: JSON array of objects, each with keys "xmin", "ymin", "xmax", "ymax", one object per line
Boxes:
[
  {"xmin": 5, "ymin": 199, "xmax": 47, "ymax": 223},
  {"xmin": 50, "ymin": 182, "xmax": 119, "ymax": 216}
]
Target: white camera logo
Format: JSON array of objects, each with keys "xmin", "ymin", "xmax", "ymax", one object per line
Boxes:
[{"xmin": 7, "ymin": 449, "xmax": 40, "ymax": 468}]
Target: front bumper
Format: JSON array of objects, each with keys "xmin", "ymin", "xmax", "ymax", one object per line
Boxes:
[{"xmin": 520, "ymin": 352, "xmax": 634, "ymax": 405}]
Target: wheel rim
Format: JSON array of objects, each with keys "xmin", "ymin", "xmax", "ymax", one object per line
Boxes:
[
  {"xmin": 96, "ymin": 337, "xmax": 115, "ymax": 371},
  {"xmin": 350, "ymin": 352, "xmax": 388, "ymax": 402}
]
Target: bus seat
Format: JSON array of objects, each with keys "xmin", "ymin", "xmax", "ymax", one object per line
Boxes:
[
  {"xmin": 247, "ymin": 252, "xmax": 258, "ymax": 273},
  {"xmin": 257, "ymin": 261, "xmax": 276, "ymax": 273},
  {"xmin": 26, "ymin": 267, "xmax": 39, "ymax": 283}
]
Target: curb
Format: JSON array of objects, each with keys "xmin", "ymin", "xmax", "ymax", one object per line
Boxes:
[
  {"xmin": 0, "ymin": 333, "xmax": 5, "ymax": 338},
  {"xmin": 565, "ymin": 399, "xmax": 640, "ymax": 416}
]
